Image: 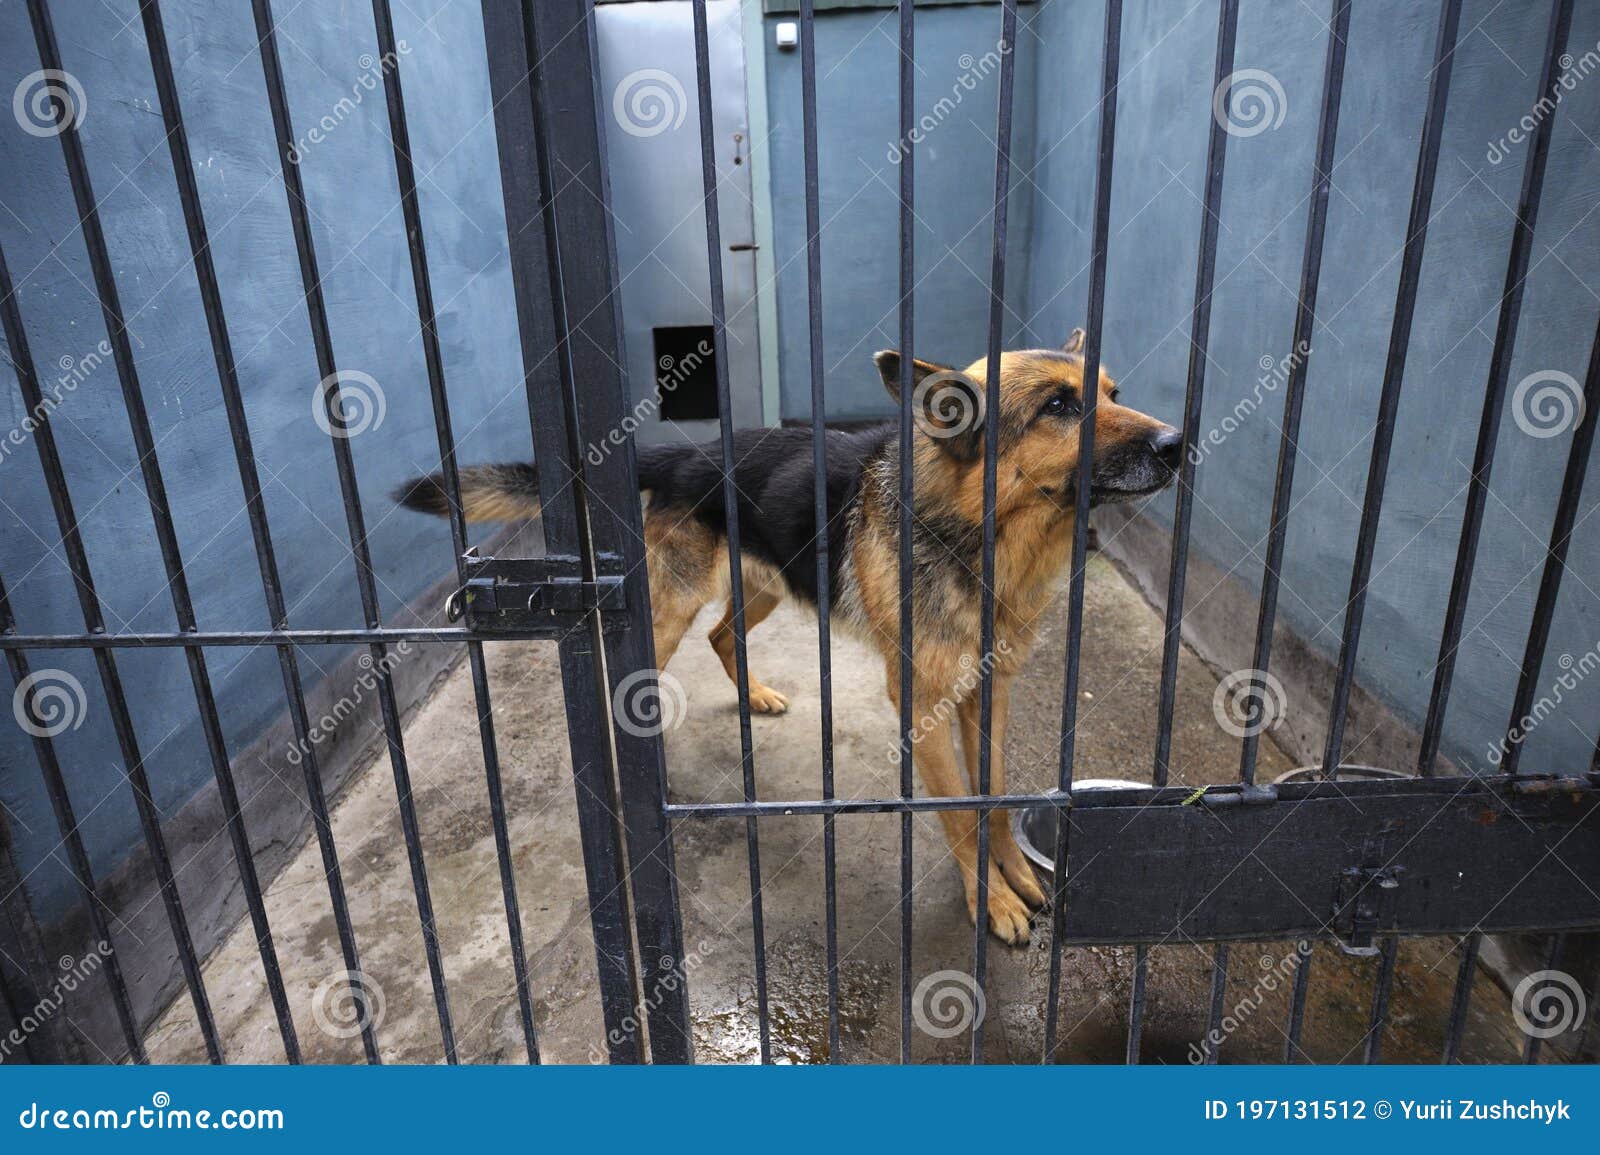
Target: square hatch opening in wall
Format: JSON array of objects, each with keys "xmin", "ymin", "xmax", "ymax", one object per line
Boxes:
[{"xmin": 654, "ymin": 325, "xmax": 720, "ymax": 422}]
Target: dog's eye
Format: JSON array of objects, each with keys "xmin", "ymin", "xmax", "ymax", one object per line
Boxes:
[{"xmin": 1040, "ymin": 394, "xmax": 1078, "ymax": 419}]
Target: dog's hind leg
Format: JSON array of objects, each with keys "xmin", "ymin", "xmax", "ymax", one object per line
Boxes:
[
  {"xmin": 956, "ymin": 678, "xmax": 1046, "ymax": 912},
  {"xmin": 708, "ymin": 583, "xmax": 788, "ymax": 713}
]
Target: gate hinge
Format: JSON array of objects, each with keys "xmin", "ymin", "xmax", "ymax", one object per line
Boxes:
[
  {"xmin": 445, "ymin": 553, "xmax": 628, "ymax": 636},
  {"xmin": 1331, "ymin": 864, "xmax": 1403, "ymax": 956}
]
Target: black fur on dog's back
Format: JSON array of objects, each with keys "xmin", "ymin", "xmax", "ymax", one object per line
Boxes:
[
  {"xmin": 396, "ymin": 426, "xmax": 893, "ymax": 606},
  {"xmin": 639, "ymin": 425, "xmax": 891, "ymax": 605}
]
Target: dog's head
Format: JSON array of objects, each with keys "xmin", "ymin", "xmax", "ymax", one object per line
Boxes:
[{"xmin": 874, "ymin": 328, "xmax": 1181, "ymax": 516}]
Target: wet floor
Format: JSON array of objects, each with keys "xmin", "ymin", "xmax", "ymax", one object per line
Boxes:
[{"xmin": 143, "ymin": 551, "xmax": 1530, "ymax": 1063}]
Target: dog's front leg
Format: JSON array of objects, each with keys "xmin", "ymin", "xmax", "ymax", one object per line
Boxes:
[
  {"xmin": 911, "ymin": 707, "xmax": 1035, "ymax": 945},
  {"xmin": 956, "ymin": 677, "xmax": 1046, "ymax": 913}
]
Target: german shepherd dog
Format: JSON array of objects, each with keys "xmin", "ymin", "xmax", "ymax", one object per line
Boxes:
[{"xmin": 398, "ymin": 329, "xmax": 1180, "ymax": 942}]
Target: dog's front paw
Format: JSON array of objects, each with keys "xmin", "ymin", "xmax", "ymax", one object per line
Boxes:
[
  {"xmin": 967, "ymin": 869, "xmax": 1035, "ymax": 945},
  {"xmin": 747, "ymin": 684, "xmax": 788, "ymax": 714}
]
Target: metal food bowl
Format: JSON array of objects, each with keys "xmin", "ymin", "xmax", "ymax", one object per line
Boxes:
[
  {"xmin": 1271, "ymin": 763, "xmax": 1413, "ymax": 785},
  {"xmin": 1011, "ymin": 779, "xmax": 1147, "ymax": 876}
]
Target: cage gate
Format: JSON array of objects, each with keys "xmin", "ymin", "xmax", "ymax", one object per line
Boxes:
[{"xmin": 1, "ymin": 0, "xmax": 1598, "ymax": 1067}]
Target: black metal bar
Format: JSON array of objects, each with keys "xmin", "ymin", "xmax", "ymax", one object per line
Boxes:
[
  {"xmin": 28, "ymin": 0, "xmax": 300, "ymax": 1063},
  {"xmin": 1363, "ymin": 936, "xmax": 1399, "ymax": 1063},
  {"xmin": 1523, "ymin": 932, "xmax": 1567, "ymax": 1063},
  {"xmin": 1046, "ymin": 0, "xmax": 1119, "ymax": 1062},
  {"xmin": 690, "ymin": 0, "xmax": 769, "ymax": 1063},
  {"xmin": 1418, "ymin": 0, "xmax": 1574, "ymax": 775},
  {"xmin": 1284, "ymin": 941, "xmax": 1313, "ymax": 1062},
  {"xmin": 481, "ymin": 0, "xmax": 672, "ymax": 1063},
  {"xmin": 1441, "ymin": 931, "xmax": 1480, "ymax": 1063},
  {"xmin": 795, "ymin": 0, "xmax": 841, "ymax": 1062},
  {"xmin": 135, "ymin": 0, "xmax": 379, "ymax": 1064},
  {"xmin": 0, "ymin": 576, "xmax": 144, "ymax": 1063},
  {"xmin": 0, "ymin": 627, "xmax": 594, "ymax": 649},
  {"xmin": 250, "ymin": 0, "xmax": 456, "ymax": 1061},
  {"xmin": 972, "ymin": 0, "xmax": 1019, "ymax": 1063},
  {"xmin": 1124, "ymin": 944, "xmax": 1147, "ymax": 1064},
  {"xmin": 1153, "ymin": 0, "xmax": 1237, "ymax": 788},
  {"xmin": 1321, "ymin": 0, "xmax": 1461, "ymax": 779},
  {"xmin": 1237, "ymin": 0, "xmax": 1350, "ymax": 786},
  {"xmin": 1498, "ymin": 311, "xmax": 1600, "ymax": 777},
  {"xmin": 1201, "ymin": 942, "xmax": 1229, "ymax": 1064},
  {"xmin": 0, "ymin": 239, "xmax": 221, "ymax": 1063},
  {"xmin": 369, "ymin": 0, "xmax": 538, "ymax": 1064},
  {"xmin": 896, "ymin": 0, "xmax": 916, "ymax": 1068}
]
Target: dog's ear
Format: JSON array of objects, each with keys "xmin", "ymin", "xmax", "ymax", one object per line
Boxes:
[
  {"xmin": 874, "ymin": 351, "xmax": 984, "ymax": 460},
  {"xmin": 874, "ymin": 350, "xmax": 953, "ymax": 401},
  {"xmin": 1062, "ymin": 327, "xmax": 1085, "ymax": 355}
]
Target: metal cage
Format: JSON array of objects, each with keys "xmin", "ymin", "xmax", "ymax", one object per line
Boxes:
[{"xmin": 1, "ymin": 0, "xmax": 1598, "ymax": 1065}]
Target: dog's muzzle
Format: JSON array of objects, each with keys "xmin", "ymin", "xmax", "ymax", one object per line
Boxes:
[{"xmin": 1090, "ymin": 424, "xmax": 1183, "ymax": 504}]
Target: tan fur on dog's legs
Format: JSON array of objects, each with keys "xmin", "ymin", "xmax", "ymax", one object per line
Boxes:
[
  {"xmin": 956, "ymin": 680, "xmax": 1046, "ymax": 912},
  {"xmin": 708, "ymin": 584, "xmax": 788, "ymax": 713},
  {"xmin": 892, "ymin": 671, "xmax": 1034, "ymax": 944}
]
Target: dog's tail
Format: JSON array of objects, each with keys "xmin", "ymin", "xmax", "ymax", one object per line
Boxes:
[{"xmin": 394, "ymin": 461, "xmax": 541, "ymax": 522}]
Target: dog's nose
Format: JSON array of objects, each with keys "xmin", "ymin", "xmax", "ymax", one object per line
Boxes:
[{"xmin": 1147, "ymin": 426, "xmax": 1183, "ymax": 469}]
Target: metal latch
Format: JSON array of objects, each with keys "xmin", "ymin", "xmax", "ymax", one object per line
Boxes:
[
  {"xmin": 445, "ymin": 553, "xmax": 627, "ymax": 636},
  {"xmin": 1331, "ymin": 864, "xmax": 1403, "ymax": 956}
]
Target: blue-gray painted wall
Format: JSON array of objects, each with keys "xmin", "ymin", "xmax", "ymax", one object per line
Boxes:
[
  {"xmin": 0, "ymin": 0, "xmax": 531, "ymax": 921},
  {"xmin": 759, "ymin": 0, "xmax": 1599, "ymax": 772}
]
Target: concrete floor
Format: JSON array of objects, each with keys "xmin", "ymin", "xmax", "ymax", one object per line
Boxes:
[{"xmin": 144, "ymin": 553, "xmax": 1527, "ymax": 1063}]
